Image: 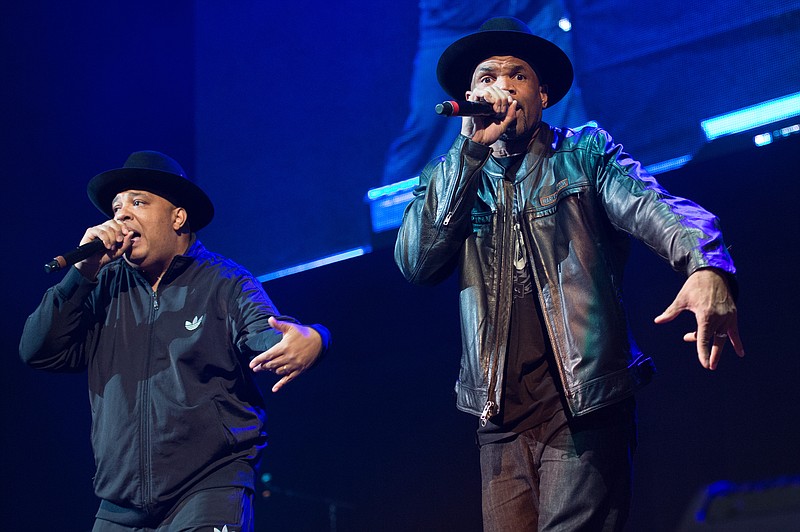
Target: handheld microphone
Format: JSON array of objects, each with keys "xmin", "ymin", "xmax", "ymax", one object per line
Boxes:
[
  {"xmin": 435, "ymin": 100, "xmax": 501, "ymax": 117},
  {"xmin": 44, "ymin": 239, "xmax": 106, "ymax": 273}
]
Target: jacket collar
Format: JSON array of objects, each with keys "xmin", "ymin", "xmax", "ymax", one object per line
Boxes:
[
  {"xmin": 163, "ymin": 236, "xmax": 204, "ymax": 282},
  {"xmin": 485, "ymin": 122, "xmax": 553, "ymax": 184}
]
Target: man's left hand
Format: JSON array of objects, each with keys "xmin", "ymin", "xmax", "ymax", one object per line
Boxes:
[
  {"xmin": 654, "ymin": 268, "xmax": 745, "ymax": 370},
  {"xmin": 249, "ymin": 317, "xmax": 323, "ymax": 392}
]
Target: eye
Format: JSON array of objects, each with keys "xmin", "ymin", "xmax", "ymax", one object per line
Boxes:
[
  {"xmin": 133, "ymin": 199, "xmax": 144, "ymax": 207},
  {"xmin": 479, "ymin": 75, "xmax": 495, "ymax": 85},
  {"xmin": 514, "ymin": 73, "xmax": 527, "ymax": 81}
]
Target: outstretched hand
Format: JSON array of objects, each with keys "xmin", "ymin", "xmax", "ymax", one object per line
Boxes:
[
  {"xmin": 249, "ymin": 317, "xmax": 323, "ymax": 392},
  {"xmin": 654, "ymin": 269, "xmax": 745, "ymax": 370}
]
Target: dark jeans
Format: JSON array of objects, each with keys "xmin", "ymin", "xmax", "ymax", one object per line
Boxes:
[
  {"xmin": 479, "ymin": 401, "xmax": 637, "ymax": 531},
  {"xmin": 92, "ymin": 487, "xmax": 253, "ymax": 532}
]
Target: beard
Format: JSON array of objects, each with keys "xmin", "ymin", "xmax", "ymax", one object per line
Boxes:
[
  {"xmin": 499, "ymin": 117, "xmax": 537, "ymax": 143},
  {"xmin": 499, "ymin": 119, "xmax": 520, "ymax": 141}
]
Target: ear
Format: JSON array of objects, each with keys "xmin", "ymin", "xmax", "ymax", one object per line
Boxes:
[
  {"xmin": 172, "ymin": 207, "xmax": 188, "ymax": 231},
  {"xmin": 540, "ymin": 85, "xmax": 549, "ymax": 109}
]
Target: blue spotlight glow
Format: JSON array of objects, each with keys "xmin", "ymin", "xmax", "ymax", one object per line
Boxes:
[
  {"xmin": 366, "ymin": 176, "xmax": 418, "ymax": 201},
  {"xmin": 701, "ymin": 92, "xmax": 800, "ymax": 141},
  {"xmin": 365, "ymin": 177, "xmax": 419, "ymax": 233},
  {"xmin": 644, "ymin": 154, "xmax": 693, "ymax": 175},
  {"xmin": 558, "ymin": 17, "xmax": 572, "ymax": 32},
  {"xmin": 258, "ymin": 247, "xmax": 371, "ymax": 282}
]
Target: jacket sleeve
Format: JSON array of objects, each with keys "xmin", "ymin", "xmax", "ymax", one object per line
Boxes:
[
  {"xmin": 394, "ymin": 135, "xmax": 492, "ymax": 285},
  {"xmin": 588, "ymin": 128, "xmax": 736, "ymax": 279},
  {"xmin": 18, "ymin": 266, "xmax": 98, "ymax": 371},
  {"xmin": 230, "ymin": 272, "xmax": 332, "ymax": 361}
]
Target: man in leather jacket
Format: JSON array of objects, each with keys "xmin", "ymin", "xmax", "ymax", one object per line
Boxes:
[
  {"xmin": 20, "ymin": 151, "xmax": 330, "ymax": 531},
  {"xmin": 394, "ymin": 17, "xmax": 744, "ymax": 531}
]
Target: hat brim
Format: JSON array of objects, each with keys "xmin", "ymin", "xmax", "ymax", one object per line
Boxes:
[
  {"xmin": 437, "ymin": 30, "xmax": 573, "ymax": 107},
  {"xmin": 87, "ymin": 168, "xmax": 215, "ymax": 231}
]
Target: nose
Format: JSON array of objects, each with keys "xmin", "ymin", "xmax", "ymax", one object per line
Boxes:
[
  {"xmin": 114, "ymin": 204, "xmax": 131, "ymax": 222},
  {"xmin": 494, "ymin": 75, "xmax": 515, "ymax": 94}
]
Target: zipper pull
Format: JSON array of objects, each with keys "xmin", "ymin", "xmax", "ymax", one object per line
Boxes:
[
  {"xmin": 480, "ymin": 401, "xmax": 496, "ymax": 427},
  {"xmin": 443, "ymin": 210, "xmax": 454, "ymax": 226},
  {"xmin": 152, "ymin": 291, "xmax": 159, "ymax": 311}
]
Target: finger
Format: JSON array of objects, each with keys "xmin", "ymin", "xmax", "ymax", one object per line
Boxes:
[
  {"xmin": 250, "ymin": 322, "xmax": 292, "ymax": 369},
  {"xmin": 101, "ymin": 219, "xmax": 123, "ymax": 238},
  {"xmin": 249, "ymin": 350, "xmax": 282, "ymax": 371},
  {"xmin": 82, "ymin": 227, "xmax": 111, "ymax": 250},
  {"xmin": 255, "ymin": 338, "xmax": 288, "ymax": 367},
  {"xmin": 476, "ymin": 87, "xmax": 500, "ymax": 104},
  {"xmin": 685, "ymin": 330, "xmax": 712, "ymax": 368},
  {"xmin": 93, "ymin": 222, "xmax": 126, "ymax": 251},
  {"xmin": 729, "ymin": 333, "xmax": 745, "ymax": 357},
  {"xmin": 695, "ymin": 328, "xmax": 715, "ymax": 370},
  {"xmin": 708, "ymin": 334, "xmax": 727, "ymax": 370},
  {"xmin": 725, "ymin": 326, "xmax": 746, "ymax": 358},
  {"xmin": 105, "ymin": 221, "xmax": 125, "ymax": 246},
  {"xmin": 248, "ymin": 355, "xmax": 264, "ymax": 371},
  {"xmin": 115, "ymin": 224, "xmax": 132, "ymax": 246},
  {"xmin": 249, "ymin": 351, "xmax": 273, "ymax": 371},
  {"xmin": 502, "ymin": 99, "xmax": 518, "ymax": 120},
  {"xmin": 654, "ymin": 302, "xmax": 682, "ymax": 324},
  {"xmin": 272, "ymin": 376, "xmax": 290, "ymax": 393},
  {"xmin": 490, "ymin": 91, "xmax": 512, "ymax": 116},
  {"xmin": 104, "ymin": 231, "xmax": 133, "ymax": 261},
  {"xmin": 118, "ymin": 230, "xmax": 134, "ymax": 253},
  {"xmin": 268, "ymin": 316, "xmax": 293, "ymax": 333},
  {"xmin": 272, "ymin": 371, "xmax": 298, "ymax": 393}
]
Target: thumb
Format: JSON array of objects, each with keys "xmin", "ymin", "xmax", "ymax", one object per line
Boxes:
[
  {"xmin": 654, "ymin": 301, "xmax": 682, "ymax": 324},
  {"xmin": 268, "ymin": 316, "xmax": 293, "ymax": 333}
]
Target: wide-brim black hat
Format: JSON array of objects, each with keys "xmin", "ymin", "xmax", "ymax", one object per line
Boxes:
[
  {"xmin": 437, "ymin": 16, "xmax": 574, "ymax": 107},
  {"xmin": 87, "ymin": 150, "xmax": 214, "ymax": 231}
]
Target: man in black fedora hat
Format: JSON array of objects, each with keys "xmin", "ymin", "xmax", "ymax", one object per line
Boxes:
[
  {"xmin": 395, "ymin": 16, "xmax": 745, "ymax": 530},
  {"xmin": 379, "ymin": 0, "xmax": 588, "ymax": 185},
  {"xmin": 20, "ymin": 150, "xmax": 331, "ymax": 531}
]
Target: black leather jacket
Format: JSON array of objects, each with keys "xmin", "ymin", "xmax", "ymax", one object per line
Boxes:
[{"xmin": 395, "ymin": 124, "xmax": 735, "ymax": 423}]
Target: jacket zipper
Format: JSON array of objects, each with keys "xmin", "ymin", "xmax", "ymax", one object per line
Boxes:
[
  {"xmin": 442, "ymin": 178, "xmax": 471, "ymax": 227},
  {"xmin": 141, "ymin": 287, "xmax": 158, "ymax": 509},
  {"xmin": 481, "ymin": 178, "xmax": 516, "ymax": 425},
  {"xmin": 442, "ymin": 142, "xmax": 490, "ymax": 226}
]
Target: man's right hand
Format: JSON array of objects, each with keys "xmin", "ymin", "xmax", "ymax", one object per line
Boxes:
[
  {"xmin": 74, "ymin": 220, "xmax": 133, "ymax": 280},
  {"xmin": 460, "ymin": 87, "xmax": 517, "ymax": 145}
]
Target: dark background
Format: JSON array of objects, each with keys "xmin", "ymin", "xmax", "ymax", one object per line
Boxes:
[{"xmin": 2, "ymin": 1, "xmax": 800, "ymax": 530}]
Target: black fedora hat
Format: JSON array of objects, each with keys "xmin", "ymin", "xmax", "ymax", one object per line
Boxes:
[
  {"xmin": 87, "ymin": 151, "xmax": 215, "ymax": 231},
  {"xmin": 437, "ymin": 16, "xmax": 573, "ymax": 107}
]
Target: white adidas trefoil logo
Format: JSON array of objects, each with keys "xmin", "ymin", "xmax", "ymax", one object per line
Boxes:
[
  {"xmin": 185, "ymin": 315, "xmax": 204, "ymax": 331},
  {"xmin": 214, "ymin": 526, "xmax": 229, "ymax": 532}
]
